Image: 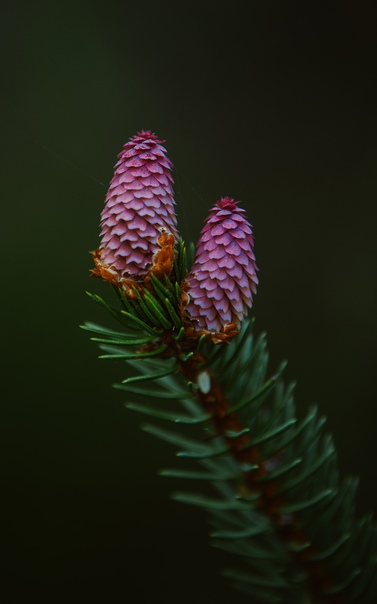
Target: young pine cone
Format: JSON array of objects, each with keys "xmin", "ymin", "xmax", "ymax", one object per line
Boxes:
[
  {"xmin": 95, "ymin": 130, "xmax": 178, "ymax": 283},
  {"xmin": 185, "ymin": 197, "xmax": 258, "ymax": 333}
]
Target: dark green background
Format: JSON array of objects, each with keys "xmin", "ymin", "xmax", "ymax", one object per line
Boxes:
[{"xmin": 2, "ymin": 1, "xmax": 377, "ymax": 602}]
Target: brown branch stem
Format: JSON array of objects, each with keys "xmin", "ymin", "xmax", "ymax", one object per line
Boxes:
[{"xmin": 175, "ymin": 348, "xmax": 345, "ymax": 604}]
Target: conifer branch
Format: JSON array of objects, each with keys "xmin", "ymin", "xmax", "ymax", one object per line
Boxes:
[{"xmin": 83, "ymin": 130, "xmax": 377, "ymax": 603}]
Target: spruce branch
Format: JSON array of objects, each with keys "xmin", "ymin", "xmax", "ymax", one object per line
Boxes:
[{"xmin": 83, "ymin": 130, "xmax": 377, "ymax": 603}]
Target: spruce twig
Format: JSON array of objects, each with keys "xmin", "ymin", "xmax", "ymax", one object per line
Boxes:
[{"xmin": 83, "ymin": 130, "xmax": 377, "ymax": 603}]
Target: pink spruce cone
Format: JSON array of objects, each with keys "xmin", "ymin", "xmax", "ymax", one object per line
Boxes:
[
  {"xmin": 98, "ymin": 130, "xmax": 178, "ymax": 280},
  {"xmin": 185, "ymin": 197, "xmax": 258, "ymax": 333}
]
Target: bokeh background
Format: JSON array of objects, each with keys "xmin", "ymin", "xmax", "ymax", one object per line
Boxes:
[{"xmin": 1, "ymin": 1, "xmax": 377, "ymax": 602}]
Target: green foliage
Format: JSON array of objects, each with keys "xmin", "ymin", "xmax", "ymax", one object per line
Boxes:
[{"xmin": 82, "ymin": 240, "xmax": 377, "ymax": 604}]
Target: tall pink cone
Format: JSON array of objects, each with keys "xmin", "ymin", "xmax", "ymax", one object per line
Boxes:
[
  {"xmin": 185, "ymin": 197, "xmax": 258, "ymax": 333},
  {"xmin": 96, "ymin": 130, "xmax": 178, "ymax": 281}
]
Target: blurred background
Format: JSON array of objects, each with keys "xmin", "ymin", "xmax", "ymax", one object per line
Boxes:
[{"xmin": 1, "ymin": 0, "xmax": 377, "ymax": 602}]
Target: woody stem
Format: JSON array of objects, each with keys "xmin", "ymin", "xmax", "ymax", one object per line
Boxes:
[{"xmin": 176, "ymin": 350, "xmax": 345, "ymax": 604}]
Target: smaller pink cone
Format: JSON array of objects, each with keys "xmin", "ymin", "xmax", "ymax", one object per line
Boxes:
[{"xmin": 185, "ymin": 197, "xmax": 258, "ymax": 333}]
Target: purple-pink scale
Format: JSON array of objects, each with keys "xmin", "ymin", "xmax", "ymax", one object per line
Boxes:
[
  {"xmin": 185, "ymin": 197, "xmax": 258, "ymax": 332},
  {"xmin": 99, "ymin": 131, "xmax": 178, "ymax": 278}
]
